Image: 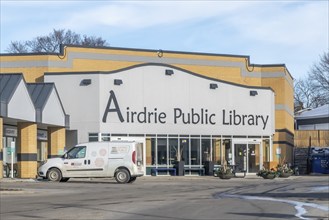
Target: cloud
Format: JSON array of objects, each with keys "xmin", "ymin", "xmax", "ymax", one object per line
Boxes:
[
  {"xmin": 1, "ymin": 1, "xmax": 327, "ymax": 79},
  {"xmin": 60, "ymin": 1, "xmax": 252, "ymax": 30},
  {"xmin": 228, "ymin": 2, "xmax": 328, "ymax": 47},
  {"xmin": 57, "ymin": 1, "xmax": 327, "ymax": 51}
]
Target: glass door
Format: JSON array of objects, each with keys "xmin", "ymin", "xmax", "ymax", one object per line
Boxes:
[
  {"xmin": 233, "ymin": 141, "xmax": 262, "ymax": 173},
  {"xmin": 248, "ymin": 144, "xmax": 259, "ymax": 173}
]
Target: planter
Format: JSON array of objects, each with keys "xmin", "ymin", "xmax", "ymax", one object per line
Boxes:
[
  {"xmin": 218, "ymin": 173, "xmax": 234, "ymax": 180},
  {"xmin": 261, "ymin": 174, "xmax": 276, "ymax": 179},
  {"xmin": 279, "ymin": 172, "xmax": 293, "ymax": 178}
]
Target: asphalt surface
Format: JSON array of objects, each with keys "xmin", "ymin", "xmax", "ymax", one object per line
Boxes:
[{"xmin": 0, "ymin": 175, "xmax": 328, "ymax": 220}]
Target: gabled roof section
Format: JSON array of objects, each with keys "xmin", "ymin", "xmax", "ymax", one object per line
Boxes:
[
  {"xmin": 27, "ymin": 83, "xmax": 53, "ymax": 110},
  {"xmin": 0, "ymin": 73, "xmax": 22, "ymax": 104},
  {"xmin": 26, "ymin": 82, "xmax": 69, "ymax": 127},
  {"xmin": 296, "ymin": 104, "xmax": 329, "ymax": 120},
  {"xmin": 0, "ymin": 73, "xmax": 35, "ymax": 121}
]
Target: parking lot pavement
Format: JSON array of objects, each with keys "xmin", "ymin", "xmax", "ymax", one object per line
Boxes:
[{"xmin": 1, "ymin": 175, "xmax": 328, "ymax": 220}]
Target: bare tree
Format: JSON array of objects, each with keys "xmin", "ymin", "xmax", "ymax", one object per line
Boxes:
[
  {"xmin": 6, "ymin": 41, "xmax": 29, "ymax": 53},
  {"xmin": 6, "ymin": 29, "xmax": 109, "ymax": 53},
  {"xmin": 309, "ymin": 52, "xmax": 329, "ymax": 97},
  {"xmin": 81, "ymin": 35, "xmax": 107, "ymax": 47},
  {"xmin": 294, "ymin": 52, "xmax": 329, "ymax": 112},
  {"xmin": 294, "ymin": 78, "xmax": 315, "ymax": 109}
]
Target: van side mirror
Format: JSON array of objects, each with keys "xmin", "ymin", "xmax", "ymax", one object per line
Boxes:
[{"xmin": 63, "ymin": 153, "xmax": 68, "ymax": 159}]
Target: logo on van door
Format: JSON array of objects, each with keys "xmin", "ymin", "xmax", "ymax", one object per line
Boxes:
[{"xmin": 111, "ymin": 146, "xmax": 129, "ymax": 154}]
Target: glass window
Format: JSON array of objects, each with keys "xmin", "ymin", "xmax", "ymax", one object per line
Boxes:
[
  {"xmin": 67, "ymin": 146, "xmax": 86, "ymax": 159},
  {"xmin": 157, "ymin": 138, "xmax": 167, "ymax": 165},
  {"xmin": 169, "ymin": 138, "xmax": 178, "ymax": 165},
  {"xmin": 101, "ymin": 133, "xmax": 110, "ymax": 141},
  {"xmin": 263, "ymin": 139, "xmax": 270, "ymax": 163},
  {"xmin": 191, "ymin": 139, "xmax": 200, "ymax": 165},
  {"xmin": 224, "ymin": 139, "xmax": 232, "ymax": 165},
  {"xmin": 201, "ymin": 139, "xmax": 211, "ymax": 164},
  {"xmin": 146, "ymin": 138, "xmax": 156, "ymax": 165},
  {"xmin": 212, "ymin": 139, "xmax": 221, "ymax": 165},
  {"xmin": 37, "ymin": 141, "xmax": 47, "ymax": 161},
  {"xmin": 180, "ymin": 138, "xmax": 190, "ymax": 165},
  {"xmin": 88, "ymin": 133, "xmax": 98, "ymax": 142}
]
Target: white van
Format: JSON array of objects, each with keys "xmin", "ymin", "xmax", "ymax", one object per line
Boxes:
[{"xmin": 38, "ymin": 141, "xmax": 144, "ymax": 184}]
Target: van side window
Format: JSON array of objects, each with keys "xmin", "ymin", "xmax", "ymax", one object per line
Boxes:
[{"xmin": 67, "ymin": 146, "xmax": 86, "ymax": 159}]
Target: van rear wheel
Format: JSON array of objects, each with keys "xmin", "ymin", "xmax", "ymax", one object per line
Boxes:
[
  {"xmin": 115, "ymin": 169, "xmax": 130, "ymax": 184},
  {"xmin": 47, "ymin": 168, "xmax": 62, "ymax": 182}
]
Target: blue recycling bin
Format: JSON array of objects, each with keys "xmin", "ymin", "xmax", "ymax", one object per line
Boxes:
[{"xmin": 311, "ymin": 155, "xmax": 329, "ymax": 174}]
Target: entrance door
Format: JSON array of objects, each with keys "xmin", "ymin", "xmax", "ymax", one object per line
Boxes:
[
  {"xmin": 248, "ymin": 144, "xmax": 258, "ymax": 173},
  {"xmin": 233, "ymin": 141, "xmax": 261, "ymax": 173}
]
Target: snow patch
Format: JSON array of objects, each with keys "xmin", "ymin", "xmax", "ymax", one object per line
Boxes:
[{"xmin": 214, "ymin": 193, "xmax": 329, "ymax": 220}]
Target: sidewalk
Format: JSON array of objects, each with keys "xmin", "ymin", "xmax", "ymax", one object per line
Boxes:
[{"xmin": 0, "ymin": 177, "xmax": 39, "ymax": 183}]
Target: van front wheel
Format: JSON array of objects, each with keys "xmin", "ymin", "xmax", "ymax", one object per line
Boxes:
[
  {"xmin": 115, "ymin": 169, "xmax": 130, "ymax": 184},
  {"xmin": 47, "ymin": 168, "xmax": 62, "ymax": 182}
]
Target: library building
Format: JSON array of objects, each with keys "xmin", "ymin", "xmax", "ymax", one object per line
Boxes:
[{"xmin": 0, "ymin": 45, "xmax": 294, "ymax": 178}]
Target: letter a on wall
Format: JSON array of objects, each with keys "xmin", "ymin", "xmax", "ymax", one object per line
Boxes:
[{"xmin": 102, "ymin": 90, "xmax": 124, "ymax": 123}]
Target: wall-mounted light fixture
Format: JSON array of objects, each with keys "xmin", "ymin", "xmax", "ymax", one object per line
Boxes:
[
  {"xmin": 80, "ymin": 79, "xmax": 92, "ymax": 86},
  {"xmin": 114, "ymin": 79, "xmax": 123, "ymax": 85},
  {"xmin": 250, "ymin": 90, "xmax": 258, "ymax": 96},
  {"xmin": 210, "ymin": 83, "xmax": 218, "ymax": 89},
  {"xmin": 165, "ymin": 69, "xmax": 174, "ymax": 76}
]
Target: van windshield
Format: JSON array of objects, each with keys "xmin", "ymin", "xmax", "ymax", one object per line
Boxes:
[{"xmin": 65, "ymin": 146, "xmax": 86, "ymax": 159}]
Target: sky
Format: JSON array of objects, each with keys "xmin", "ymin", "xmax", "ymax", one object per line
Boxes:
[{"xmin": 0, "ymin": 0, "xmax": 328, "ymax": 80}]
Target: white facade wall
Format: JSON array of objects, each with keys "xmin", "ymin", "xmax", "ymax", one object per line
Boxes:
[{"xmin": 45, "ymin": 65, "xmax": 275, "ymax": 143}]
